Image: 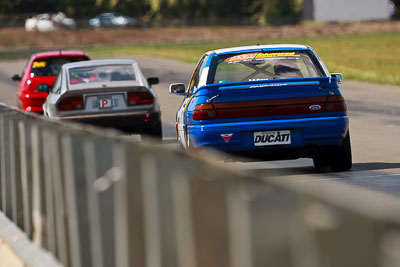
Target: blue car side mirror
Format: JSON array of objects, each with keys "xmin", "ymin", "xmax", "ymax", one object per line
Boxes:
[{"xmin": 331, "ymin": 73, "xmax": 343, "ymax": 84}]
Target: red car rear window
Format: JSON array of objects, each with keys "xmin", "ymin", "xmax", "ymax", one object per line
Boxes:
[{"xmin": 31, "ymin": 57, "xmax": 88, "ymax": 77}]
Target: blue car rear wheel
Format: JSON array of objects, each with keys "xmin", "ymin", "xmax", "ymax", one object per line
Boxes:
[
  {"xmin": 313, "ymin": 150, "xmax": 330, "ymax": 169},
  {"xmin": 329, "ymin": 131, "xmax": 352, "ymax": 172}
]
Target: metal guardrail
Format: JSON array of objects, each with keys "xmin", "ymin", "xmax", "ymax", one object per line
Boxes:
[{"xmin": 1, "ymin": 102, "xmax": 400, "ymax": 267}]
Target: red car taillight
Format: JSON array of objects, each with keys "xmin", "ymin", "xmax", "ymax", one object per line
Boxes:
[
  {"xmin": 193, "ymin": 104, "xmax": 217, "ymax": 120},
  {"xmin": 325, "ymin": 96, "xmax": 347, "ymax": 113},
  {"xmin": 57, "ymin": 96, "xmax": 84, "ymax": 111},
  {"xmin": 127, "ymin": 92, "xmax": 154, "ymax": 106}
]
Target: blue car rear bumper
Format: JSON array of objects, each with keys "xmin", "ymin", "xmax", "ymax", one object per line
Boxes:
[{"xmin": 187, "ymin": 116, "xmax": 349, "ymax": 153}]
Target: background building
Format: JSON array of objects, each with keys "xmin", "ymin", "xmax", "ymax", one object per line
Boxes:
[{"xmin": 304, "ymin": 0, "xmax": 392, "ymax": 22}]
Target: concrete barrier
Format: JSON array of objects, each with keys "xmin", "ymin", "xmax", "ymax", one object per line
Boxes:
[
  {"xmin": 1, "ymin": 102, "xmax": 400, "ymax": 267},
  {"xmin": 0, "ymin": 212, "xmax": 61, "ymax": 267}
]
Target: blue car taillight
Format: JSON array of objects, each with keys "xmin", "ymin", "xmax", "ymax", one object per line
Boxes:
[
  {"xmin": 193, "ymin": 95, "xmax": 346, "ymax": 121},
  {"xmin": 325, "ymin": 96, "xmax": 347, "ymax": 113},
  {"xmin": 193, "ymin": 104, "xmax": 217, "ymax": 120}
]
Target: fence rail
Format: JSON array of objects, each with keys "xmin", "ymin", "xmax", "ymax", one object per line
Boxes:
[{"xmin": 1, "ymin": 102, "xmax": 400, "ymax": 267}]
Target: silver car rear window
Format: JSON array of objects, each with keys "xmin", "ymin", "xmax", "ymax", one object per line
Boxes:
[{"xmin": 68, "ymin": 64, "xmax": 136, "ymax": 85}]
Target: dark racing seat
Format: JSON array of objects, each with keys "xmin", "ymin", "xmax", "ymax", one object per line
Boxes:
[{"xmin": 274, "ymin": 59, "xmax": 303, "ymax": 78}]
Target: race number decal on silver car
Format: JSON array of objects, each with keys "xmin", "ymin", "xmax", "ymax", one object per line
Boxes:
[
  {"xmin": 254, "ymin": 130, "xmax": 291, "ymax": 146},
  {"xmin": 89, "ymin": 94, "xmax": 123, "ymax": 110}
]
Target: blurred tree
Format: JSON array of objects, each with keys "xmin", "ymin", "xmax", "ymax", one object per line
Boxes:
[
  {"xmin": 259, "ymin": 0, "xmax": 302, "ymax": 25},
  {"xmin": 64, "ymin": 0, "xmax": 97, "ymax": 17},
  {"xmin": 114, "ymin": 0, "xmax": 151, "ymax": 17},
  {"xmin": 0, "ymin": 0, "xmax": 304, "ymax": 26},
  {"xmin": 393, "ymin": 0, "xmax": 400, "ymax": 19},
  {"xmin": 4, "ymin": 0, "xmax": 62, "ymax": 14},
  {"xmin": 206, "ymin": 0, "xmax": 255, "ymax": 20},
  {"xmin": 146, "ymin": 0, "xmax": 256, "ymax": 24},
  {"xmin": 0, "ymin": 0, "xmax": 19, "ymax": 13}
]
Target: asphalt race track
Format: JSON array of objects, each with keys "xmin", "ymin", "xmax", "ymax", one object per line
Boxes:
[{"xmin": 1, "ymin": 56, "xmax": 400, "ymax": 201}]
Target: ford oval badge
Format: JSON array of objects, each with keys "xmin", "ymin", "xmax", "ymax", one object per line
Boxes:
[{"xmin": 309, "ymin": 105, "xmax": 321, "ymax": 111}]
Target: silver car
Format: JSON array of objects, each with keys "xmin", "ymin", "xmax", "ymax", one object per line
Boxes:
[
  {"xmin": 43, "ymin": 59, "xmax": 162, "ymax": 138},
  {"xmin": 89, "ymin": 13, "xmax": 137, "ymax": 28}
]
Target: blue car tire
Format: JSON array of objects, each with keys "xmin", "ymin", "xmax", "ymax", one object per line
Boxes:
[{"xmin": 330, "ymin": 131, "xmax": 352, "ymax": 172}]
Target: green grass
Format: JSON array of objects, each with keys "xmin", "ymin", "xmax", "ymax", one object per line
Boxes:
[
  {"xmin": 87, "ymin": 32, "xmax": 400, "ymax": 86},
  {"xmin": 0, "ymin": 49, "xmax": 38, "ymax": 60}
]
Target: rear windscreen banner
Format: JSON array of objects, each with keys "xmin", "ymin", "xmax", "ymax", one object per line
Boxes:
[{"xmin": 225, "ymin": 52, "xmax": 300, "ymax": 63}]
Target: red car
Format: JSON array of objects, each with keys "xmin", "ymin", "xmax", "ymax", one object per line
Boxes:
[{"xmin": 12, "ymin": 51, "xmax": 90, "ymax": 113}]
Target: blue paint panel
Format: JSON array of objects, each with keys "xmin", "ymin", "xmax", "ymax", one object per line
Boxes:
[
  {"xmin": 204, "ymin": 52, "xmax": 215, "ymax": 68},
  {"xmin": 188, "ymin": 116, "xmax": 348, "ymax": 151}
]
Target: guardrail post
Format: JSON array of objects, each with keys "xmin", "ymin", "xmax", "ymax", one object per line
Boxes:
[
  {"xmin": 0, "ymin": 113, "xmax": 2, "ymax": 210},
  {"xmin": 189, "ymin": 168, "xmax": 231, "ymax": 267},
  {"xmin": 226, "ymin": 182, "xmax": 253, "ymax": 267},
  {"xmin": 238, "ymin": 180, "xmax": 304, "ymax": 267},
  {"xmin": 18, "ymin": 120, "xmax": 33, "ymax": 237},
  {"xmin": 114, "ymin": 144, "xmax": 146, "ymax": 267},
  {"xmin": 47, "ymin": 129, "xmax": 69, "ymax": 266},
  {"xmin": 0, "ymin": 114, "xmax": 12, "ymax": 217},
  {"xmin": 83, "ymin": 138, "xmax": 116, "ymax": 267},
  {"xmin": 381, "ymin": 229, "xmax": 400, "ymax": 267},
  {"xmin": 31, "ymin": 124, "xmax": 47, "ymax": 248},
  {"xmin": 9, "ymin": 116, "xmax": 24, "ymax": 229},
  {"xmin": 112, "ymin": 144, "xmax": 129, "ymax": 267},
  {"xmin": 141, "ymin": 154, "xmax": 162, "ymax": 267},
  {"xmin": 171, "ymin": 171, "xmax": 196, "ymax": 267},
  {"xmin": 62, "ymin": 134, "xmax": 91, "ymax": 267},
  {"xmin": 42, "ymin": 128, "xmax": 58, "ymax": 259},
  {"xmin": 300, "ymin": 199, "xmax": 381, "ymax": 267}
]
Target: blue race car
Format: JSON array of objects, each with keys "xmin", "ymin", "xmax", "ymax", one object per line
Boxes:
[{"xmin": 169, "ymin": 45, "xmax": 351, "ymax": 171}]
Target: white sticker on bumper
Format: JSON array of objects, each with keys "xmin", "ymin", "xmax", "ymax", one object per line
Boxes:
[{"xmin": 254, "ymin": 130, "xmax": 291, "ymax": 146}]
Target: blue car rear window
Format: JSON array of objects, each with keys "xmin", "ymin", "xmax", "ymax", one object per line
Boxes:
[{"xmin": 211, "ymin": 50, "xmax": 324, "ymax": 84}]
